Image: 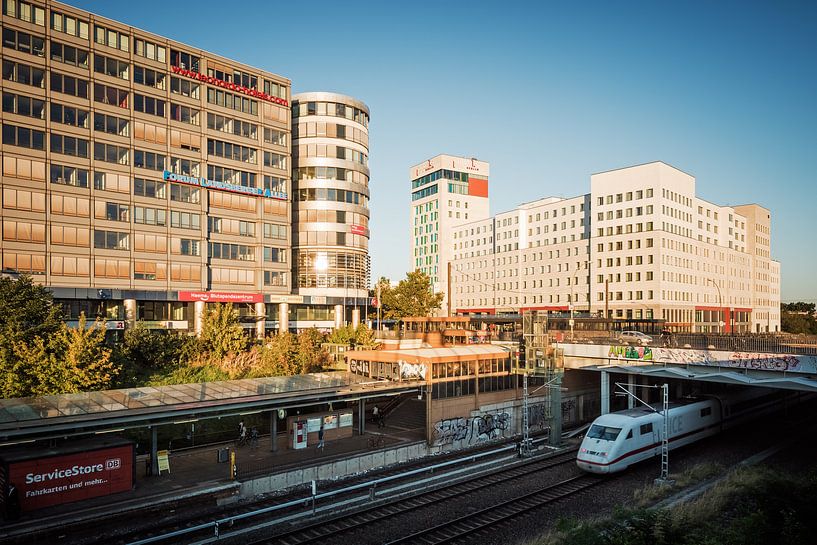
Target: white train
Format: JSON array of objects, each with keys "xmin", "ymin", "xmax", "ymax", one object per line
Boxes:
[{"xmin": 576, "ymin": 388, "xmax": 790, "ymax": 474}]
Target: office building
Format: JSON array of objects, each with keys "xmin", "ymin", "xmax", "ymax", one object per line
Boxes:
[
  {"xmin": 409, "ymin": 154, "xmax": 490, "ymax": 314},
  {"xmin": 450, "ymin": 162, "xmax": 781, "ymax": 333},
  {"xmin": 0, "ymin": 0, "xmax": 370, "ymax": 335}
]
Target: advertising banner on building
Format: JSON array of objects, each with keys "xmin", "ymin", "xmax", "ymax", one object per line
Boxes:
[
  {"xmin": 4, "ymin": 443, "xmax": 134, "ymax": 511},
  {"xmin": 178, "ymin": 291, "xmax": 263, "ymax": 304}
]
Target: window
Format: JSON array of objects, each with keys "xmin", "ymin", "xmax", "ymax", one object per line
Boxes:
[
  {"xmin": 133, "ymin": 65, "xmax": 166, "ymax": 89},
  {"xmin": 3, "ymin": 60, "xmax": 45, "ymax": 88},
  {"xmin": 263, "ymin": 247, "xmax": 287, "ymax": 263},
  {"xmin": 133, "ymin": 261, "xmax": 166, "ymax": 281},
  {"xmin": 93, "ymin": 112, "xmax": 129, "ymax": 136},
  {"xmin": 208, "ymin": 165, "xmax": 256, "ymax": 187},
  {"xmin": 207, "ymin": 138, "xmax": 257, "ymax": 163},
  {"xmin": 263, "ymin": 80, "xmax": 287, "ymax": 100},
  {"xmin": 93, "ymin": 53, "xmax": 129, "ymax": 79},
  {"xmin": 170, "ymin": 211, "xmax": 201, "ymax": 230},
  {"xmin": 172, "ymin": 238, "xmax": 200, "ymax": 256},
  {"xmin": 50, "ymin": 103, "xmax": 89, "ymax": 127},
  {"xmin": 95, "ymin": 201, "xmax": 129, "ymax": 222},
  {"xmin": 134, "ymin": 38, "xmax": 166, "ymax": 62},
  {"xmin": 2, "ymin": 124, "xmax": 44, "ymax": 150},
  {"xmin": 94, "ymin": 142, "xmax": 129, "ymax": 165},
  {"xmin": 169, "ymin": 76, "xmax": 199, "ymax": 98},
  {"xmin": 209, "ymin": 242, "xmax": 255, "ymax": 261},
  {"xmin": 170, "ymin": 103, "xmax": 200, "ymax": 125},
  {"xmin": 206, "ymin": 87, "xmax": 257, "ymax": 115},
  {"xmin": 639, "ymin": 423, "xmax": 653, "ymax": 435},
  {"xmin": 700, "ymin": 407, "xmax": 712, "ymax": 417},
  {"xmin": 133, "ymin": 206, "xmax": 167, "ymax": 226},
  {"xmin": 134, "ymin": 94, "xmax": 165, "ymax": 117},
  {"xmin": 2, "ymin": 220, "xmax": 45, "ymax": 242},
  {"xmin": 94, "ymin": 258, "xmax": 129, "ymax": 278},
  {"xmin": 94, "ymin": 229, "xmax": 129, "ymax": 250},
  {"xmin": 93, "ymin": 171, "xmax": 129, "ymax": 193},
  {"xmin": 133, "ymin": 121, "xmax": 167, "ymax": 144},
  {"xmin": 94, "ymin": 83, "xmax": 128, "ymax": 108},
  {"xmin": 51, "ymin": 133, "xmax": 89, "ymax": 158},
  {"xmin": 170, "ymin": 156, "xmax": 199, "ymax": 176},
  {"xmin": 3, "ymin": 1, "xmax": 45, "ymax": 25},
  {"xmin": 170, "ymin": 49, "xmax": 199, "ymax": 72},
  {"xmin": 134, "ymin": 149, "xmax": 166, "ymax": 171},
  {"xmin": 207, "ymin": 113, "xmax": 257, "ymax": 139},
  {"xmin": 263, "ymin": 152, "xmax": 286, "ymax": 170},
  {"xmin": 2, "ymin": 28, "xmax": 45, "ymax": 57},
  {"xmin": 51, "ymin": 11, "xmax": 89, "ymax": 39},
  {"xmin": 264, "ymin": 223, "xmax": 287, "ymax": 240},
  {"xmin": 51, "ymin": 42, "xmax": 89, "ymax": 68},
  {"xmin": 264, "ymin": 128, "xmax": 287, "ymax": 146},
  {"xmin": 94, "ymin": 25, "xmax": 128, "ymax": 51},
  {"xmin": 264, "ymin": 271, "xmax": 286, "ymax": 286},
  {"xmin": 51, "ymin": 72, "xmax": 89, "ymax": 98},
  {"xmin": 3, "ymin": 92, "xmax": 45, "ymax": 119},
  {"xmin": 208, "ymin": 217, "xmax": 255, "ymax": 237},
  {"xmin": 2, "ymin": 252, "xmax": 46, "ymax": 275},
  {"xmin": 134, "ymin": 178, "xmax": 166, "ymax": 199},
  {"xmin": 170, "ymin": 183, "xmax": 200, "ymax": 204},
  {"xmin": 3, "ymin": 187, "xmax": 45, "ymax": 212},
  {"xmin": 51, "ymin": 164, "xmax": 88, "ymax": 188}
]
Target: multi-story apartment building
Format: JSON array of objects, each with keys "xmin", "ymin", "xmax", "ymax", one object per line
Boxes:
[
  {"xmin": 409, "ymin": 154, "xmax": 490, "ymax": 314},
  {"xmin": 0, "ymin": 0, "xmax": 369, "ymax": 335},
  {"xmin": 291, "ymin": 92, "xmax": 370, "ymax": 328},
  {"xmin": 450, "ymin": 162, "xmax": 781, "ymax": 333}
]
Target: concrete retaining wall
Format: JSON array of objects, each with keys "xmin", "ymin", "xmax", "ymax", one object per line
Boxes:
[{"xmin": 239, "ymin": 441, "xmax": 429, "ymax": 498}]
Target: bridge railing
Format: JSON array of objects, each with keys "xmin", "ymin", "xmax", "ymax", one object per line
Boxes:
[{"xmin": 554, "ymin": 333, "xmax": 817, "ymax": 356}]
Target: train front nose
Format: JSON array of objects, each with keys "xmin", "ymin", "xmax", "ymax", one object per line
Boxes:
[{"xmin": 576, "ymin": 445, "xmax": 611, "ymax": 474}]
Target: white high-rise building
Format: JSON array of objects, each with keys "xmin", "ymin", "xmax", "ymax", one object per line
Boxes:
[
  {"xmin": 409, "ymin": 155, "xmax": 490, "ymax": 314},
  {"xmin": 450, "ymin": 162, "xmax": 781, "ymax": 333}
]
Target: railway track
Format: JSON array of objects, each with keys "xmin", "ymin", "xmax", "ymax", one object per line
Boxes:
[
  {"xmin": 383, "ymin": 474, "xmax": 602, "ymax": 545},
  {"xmin": 237, "ymin": 450, "xmax": 579, "ymax": 545}
]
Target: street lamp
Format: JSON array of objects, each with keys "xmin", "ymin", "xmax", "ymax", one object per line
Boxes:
[
  {"xmin": 707, "ymin": 278, "xmax": 723, "ymax": 334},
  {"xmin": 615, "ymin": 382, "xmax": 673, "ymax": 485}
]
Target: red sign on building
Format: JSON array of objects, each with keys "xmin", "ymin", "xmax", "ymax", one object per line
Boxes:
[
  {"xmin": 178, "ymin": 291, "xmax": 263, "ymax": 304},
  {"xmin": 350, "ymin": 224, "xmax": 366, "ymax": 235},
  {"xmin": 5, "ymin": 444, "xmax": 134, "ymax": 511}
]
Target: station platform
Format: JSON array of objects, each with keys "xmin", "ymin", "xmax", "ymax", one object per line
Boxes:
[{"xmin": 0, "ymin": 418, "xmax": 426, "ymax": 542}]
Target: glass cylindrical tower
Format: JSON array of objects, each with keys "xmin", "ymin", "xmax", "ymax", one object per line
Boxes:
[{"xmin": 291, "ymin": 92, "xmax": 370, "ymax": 320}]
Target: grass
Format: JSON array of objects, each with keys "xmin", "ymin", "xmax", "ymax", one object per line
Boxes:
[{"xmin": 525, "ymin": 463, "xmax": 817, "ymax": 545}]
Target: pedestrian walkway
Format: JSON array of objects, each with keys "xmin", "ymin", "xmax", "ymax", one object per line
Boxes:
[{"xmin": 1, "ymin": 419, "xmax": 426, "ymax": 540}]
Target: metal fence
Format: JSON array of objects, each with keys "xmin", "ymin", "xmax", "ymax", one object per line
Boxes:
[{"xmin": 557, "ymin": 333, "xmax": 817, "ymax": 356}]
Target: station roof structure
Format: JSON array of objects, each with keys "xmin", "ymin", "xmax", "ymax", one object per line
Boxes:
[{"xmin": 0, "ymin": 372, "xmax": 422, "ymax": 444}]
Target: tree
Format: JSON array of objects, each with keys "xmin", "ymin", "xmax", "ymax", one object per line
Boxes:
[
  {"xmin": 253, "ymin": 333, "xmax": 300, "ymax": 377},
  {"xmin": 296, "ymin": 328, "xmax": 331, "ymax": 374},
  {"xmin": 2, "ymin": 315, "xmax": 118, "ymax": 398},
  {"xmin": 380, "ymin": 270, "xmax": 444, "ymax": 319},
  {"xmin": 113, "ymin": 321, "xmax": 194, "ymax": 386},
  {"xmin": 199, "ymin": 303, "xmax": 247, "ymax": 359}
]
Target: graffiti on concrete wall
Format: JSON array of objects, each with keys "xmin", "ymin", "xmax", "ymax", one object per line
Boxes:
[
  {"xmin": 727, "ymin": 352, "xmax": 800, "ymax": 371},
  {"xmin": 433, "ymin": 411, "xmax": 510, "ymax": 446},
  {"xmin": 398, "ymin": 360, "xmax": 428, "ymax": 380},
  {"xmin": 608, "ymin": 346, "xmax": 654, "ymax": 361},
  {"xmin": 527, "ymin": 403, "xmax": 549, "ymax": 431},
  {"xmin": 349, "ymin": 360, "xmax": 369, "ymax": 375},
  {"xmin": 654, "ymin": 348, "xmax": 712, "ymax": 365}
]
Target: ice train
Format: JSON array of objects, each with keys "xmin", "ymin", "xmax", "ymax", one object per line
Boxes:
[{"xmin": 576, "ymin": 388, "xmax": 792, "ymax": 474}]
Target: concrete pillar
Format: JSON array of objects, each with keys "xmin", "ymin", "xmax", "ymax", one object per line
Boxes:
[
  {"xmin": 193, "ymin": 300, "xmax": 205, "ymax": 336},
  {"xmin": 150, "ymin": 425, "xmax": 158, "ymax": 476},
  {"xmin": 124, "ymin": 298, "xmax": 136, "ymax": 328},
  {"xmin": 601, "ymin": 371, "xmax": 610, "ymax": 415},
  {"xmin": 627, "ymin": 375, "xmax": 635, "ymax": 410},
  {"xmin": 255, "ymin": 302, "xmax": 266, "ymax": 340},
  {"xmin": 278, "ymin": 302, "xmax": 289, "ymax": 334},
  {"xmin": 549, "ymin": 371, "xmax": 563, "ymax": 447},
  {"xmin": 270, "ymin": 410, "xmax": 278, "ymax": 453},
  {"xmin": 334, "ymin": 304, "xmax": 344, "ymax": 330},
  {"xmin": 352, "ymin": 307, "xmax": 360, "ymax": 329},
  {"xmin": 358, "ymin": 398, "xmax": 365, "ymax": 436}
]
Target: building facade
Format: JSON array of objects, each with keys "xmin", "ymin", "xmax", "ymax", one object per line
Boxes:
[
  {"xmin": 409, "ymin": 154, "xmax": 490, "ymax": 315},
  {"xmin": 291, "ymin": 92, "xmax": 370, "ymax": 329},
  {"xmin": 451, "ymin": 162, "xmax": 781, "ymax": 333},
  {"xmin": 0, "ymin": 0, "xmax": 370, "ymax": 335}
]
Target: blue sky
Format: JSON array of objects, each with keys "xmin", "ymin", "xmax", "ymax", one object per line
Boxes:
[{"xmin": 74, "ymin": 0, "xmax": 817, "ymax": 303}]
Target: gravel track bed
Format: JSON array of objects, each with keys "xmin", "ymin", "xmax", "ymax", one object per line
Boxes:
[{"xmin": 249, "ymin": 411, "xmax": 806, "ymax": 545}]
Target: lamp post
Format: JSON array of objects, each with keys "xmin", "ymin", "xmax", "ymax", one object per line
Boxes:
[{"xmin": 707, "ymin": 278, "xmax": 723, "ymax": 334}]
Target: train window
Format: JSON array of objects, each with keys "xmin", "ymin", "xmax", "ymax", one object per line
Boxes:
[
  {"xmin": 587, "ymin": 425, "xmax": 622, "ymax": 441},
  {"xmin": 640, "ymin": 423, "xmax": 653, "ymax": 435},
  {"xmin": 700, "ymin": 407, "xmax": 712, "ymax": 417},
  {"xmin": 626, "ymin": 430, "xmax": 633, "ymax": 439}
]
